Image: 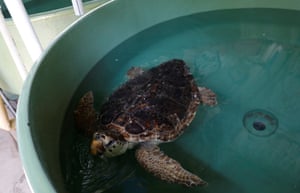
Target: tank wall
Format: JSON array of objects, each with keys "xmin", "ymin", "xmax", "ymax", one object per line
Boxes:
[
  {"xmin": 17, "ymin": 0, "xmax": 300, "ymax": 193},
  {"xmin": 2, "ymin": 0, "xmax": 300, "ymax": 94}
]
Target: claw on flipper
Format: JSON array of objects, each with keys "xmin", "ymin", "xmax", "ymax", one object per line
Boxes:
[{"xmin": 135, "ymin": 144, "xmax": 207, "ymax": 187}]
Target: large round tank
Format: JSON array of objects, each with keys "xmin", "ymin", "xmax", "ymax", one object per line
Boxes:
[{"xmin": 17, "ymin": 0, "xmax": 300, "ymax": 192}]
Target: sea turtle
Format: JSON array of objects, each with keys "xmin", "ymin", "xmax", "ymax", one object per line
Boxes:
[{"xmin": 74, "ymin": 59, "xmax": 217, "ymax": 187}]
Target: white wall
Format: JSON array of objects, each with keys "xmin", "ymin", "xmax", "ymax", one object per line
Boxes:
[{"xmin": 0, "ymin": 0, "xmax": 107, "ymax": 94}]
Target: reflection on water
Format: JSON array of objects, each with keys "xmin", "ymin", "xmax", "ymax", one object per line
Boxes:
[{"xmin": 60, "ymin": 9, "xmax": 300, "ymax": 193}]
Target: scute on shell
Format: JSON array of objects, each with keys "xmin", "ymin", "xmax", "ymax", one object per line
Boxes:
[{"xmin": 98, "ymin": 59, "xmax": 201, "ymax": 143}]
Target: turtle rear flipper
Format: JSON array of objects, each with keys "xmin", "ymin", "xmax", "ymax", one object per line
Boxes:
[
  {"xmin": 74, "ymin": 91, "xmax": 98, "ymax": 137},
  {"xmin": 135, "ymin": 144, "xmax": 207, "ymax": 187}
]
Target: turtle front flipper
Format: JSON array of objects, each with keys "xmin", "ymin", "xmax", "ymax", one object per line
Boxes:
[
  {"xmin": 127, "ymin": 67, "xmax": 144, "ymax": 79},
  {"xmin": 135, "ymin": 144, "xmax": 207, "ymax": 187},
  {"xmin": 198, "ymin": 87, "xmax": 217, "ymax": 106},
  {"xmin": 74, "ymin": 91, "xmax": 99, "ymax": 137}
]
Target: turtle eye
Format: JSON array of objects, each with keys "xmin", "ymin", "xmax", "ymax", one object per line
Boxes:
[{"xmin": 94, "ymin": 132, "xmax": 101, "ymax": 140}]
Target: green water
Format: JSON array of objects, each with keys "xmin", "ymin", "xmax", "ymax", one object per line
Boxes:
[{"xmin": 61, "ymin": 9, "xmax": 300, "ymax": 193}]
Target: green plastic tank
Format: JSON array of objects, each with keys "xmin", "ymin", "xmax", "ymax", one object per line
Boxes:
[{"xmin": 17, "ymin": 0, "xmax": 300, "ymax": 192}]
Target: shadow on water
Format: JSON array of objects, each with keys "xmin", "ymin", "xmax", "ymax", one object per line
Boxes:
[
  {"xmin": 61, "ymin": 96, "xmax": 239, "ymax": 193},
  {"xmin": 61, "ymin": 93, "xmax": 243, "ymax": 193},
  {"xmin": 60, "ymin": 94, "xmax": 137, "ymax": 193}
]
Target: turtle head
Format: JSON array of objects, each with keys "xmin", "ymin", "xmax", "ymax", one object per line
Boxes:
[{"xmin": 90, "ymin": 132, "xmax": 130, "ymax": 157}]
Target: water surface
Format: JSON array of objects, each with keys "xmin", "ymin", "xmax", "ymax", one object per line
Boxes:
[{"xmin": 61, "ymin": 9, "xmax": 300, "ymax": 193}]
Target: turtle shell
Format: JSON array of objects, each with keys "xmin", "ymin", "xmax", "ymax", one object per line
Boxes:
[{"xmin": 98, "ymin": 59, "xmax": 201, "ymax": 143}]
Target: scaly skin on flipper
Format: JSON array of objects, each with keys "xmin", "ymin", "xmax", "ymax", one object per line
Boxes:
[
  {"xmin": 74, "ymin": 91, "xmax": 98, "ymax": 137},
  {"xmin": 126, "ymin": 67, "xmax": 144, "ymax": 79},
  {"xmin": 198, "ymin": 87, "xmax": 217, "ymax": 106},
  {"xmin": 135, "ymin": 144, "xmax": 207, "ymax": 187}
]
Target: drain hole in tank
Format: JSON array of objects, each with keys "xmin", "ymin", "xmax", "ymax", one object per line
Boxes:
[
  {"xmin": 252, "ymin": 121, "xmax": 266, "ymax": 131},
  {"xmin": 243, "ymin": 109, "xmax": 278, "ymax": 137}
]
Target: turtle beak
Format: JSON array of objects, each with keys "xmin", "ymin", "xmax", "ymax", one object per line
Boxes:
[{"xmin": 90, "ymin": 139, "xmax": 105, "ymax": 156}]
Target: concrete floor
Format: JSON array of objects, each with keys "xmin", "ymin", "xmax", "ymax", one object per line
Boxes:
[{"xmin": 0, "ymin": 97, "xmax": 31, "ymax": 193}]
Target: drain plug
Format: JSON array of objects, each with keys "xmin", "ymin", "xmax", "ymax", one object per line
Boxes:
[{"xmin": 243, "ymin": 109, "xmax": 278, "ymax": 137}]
